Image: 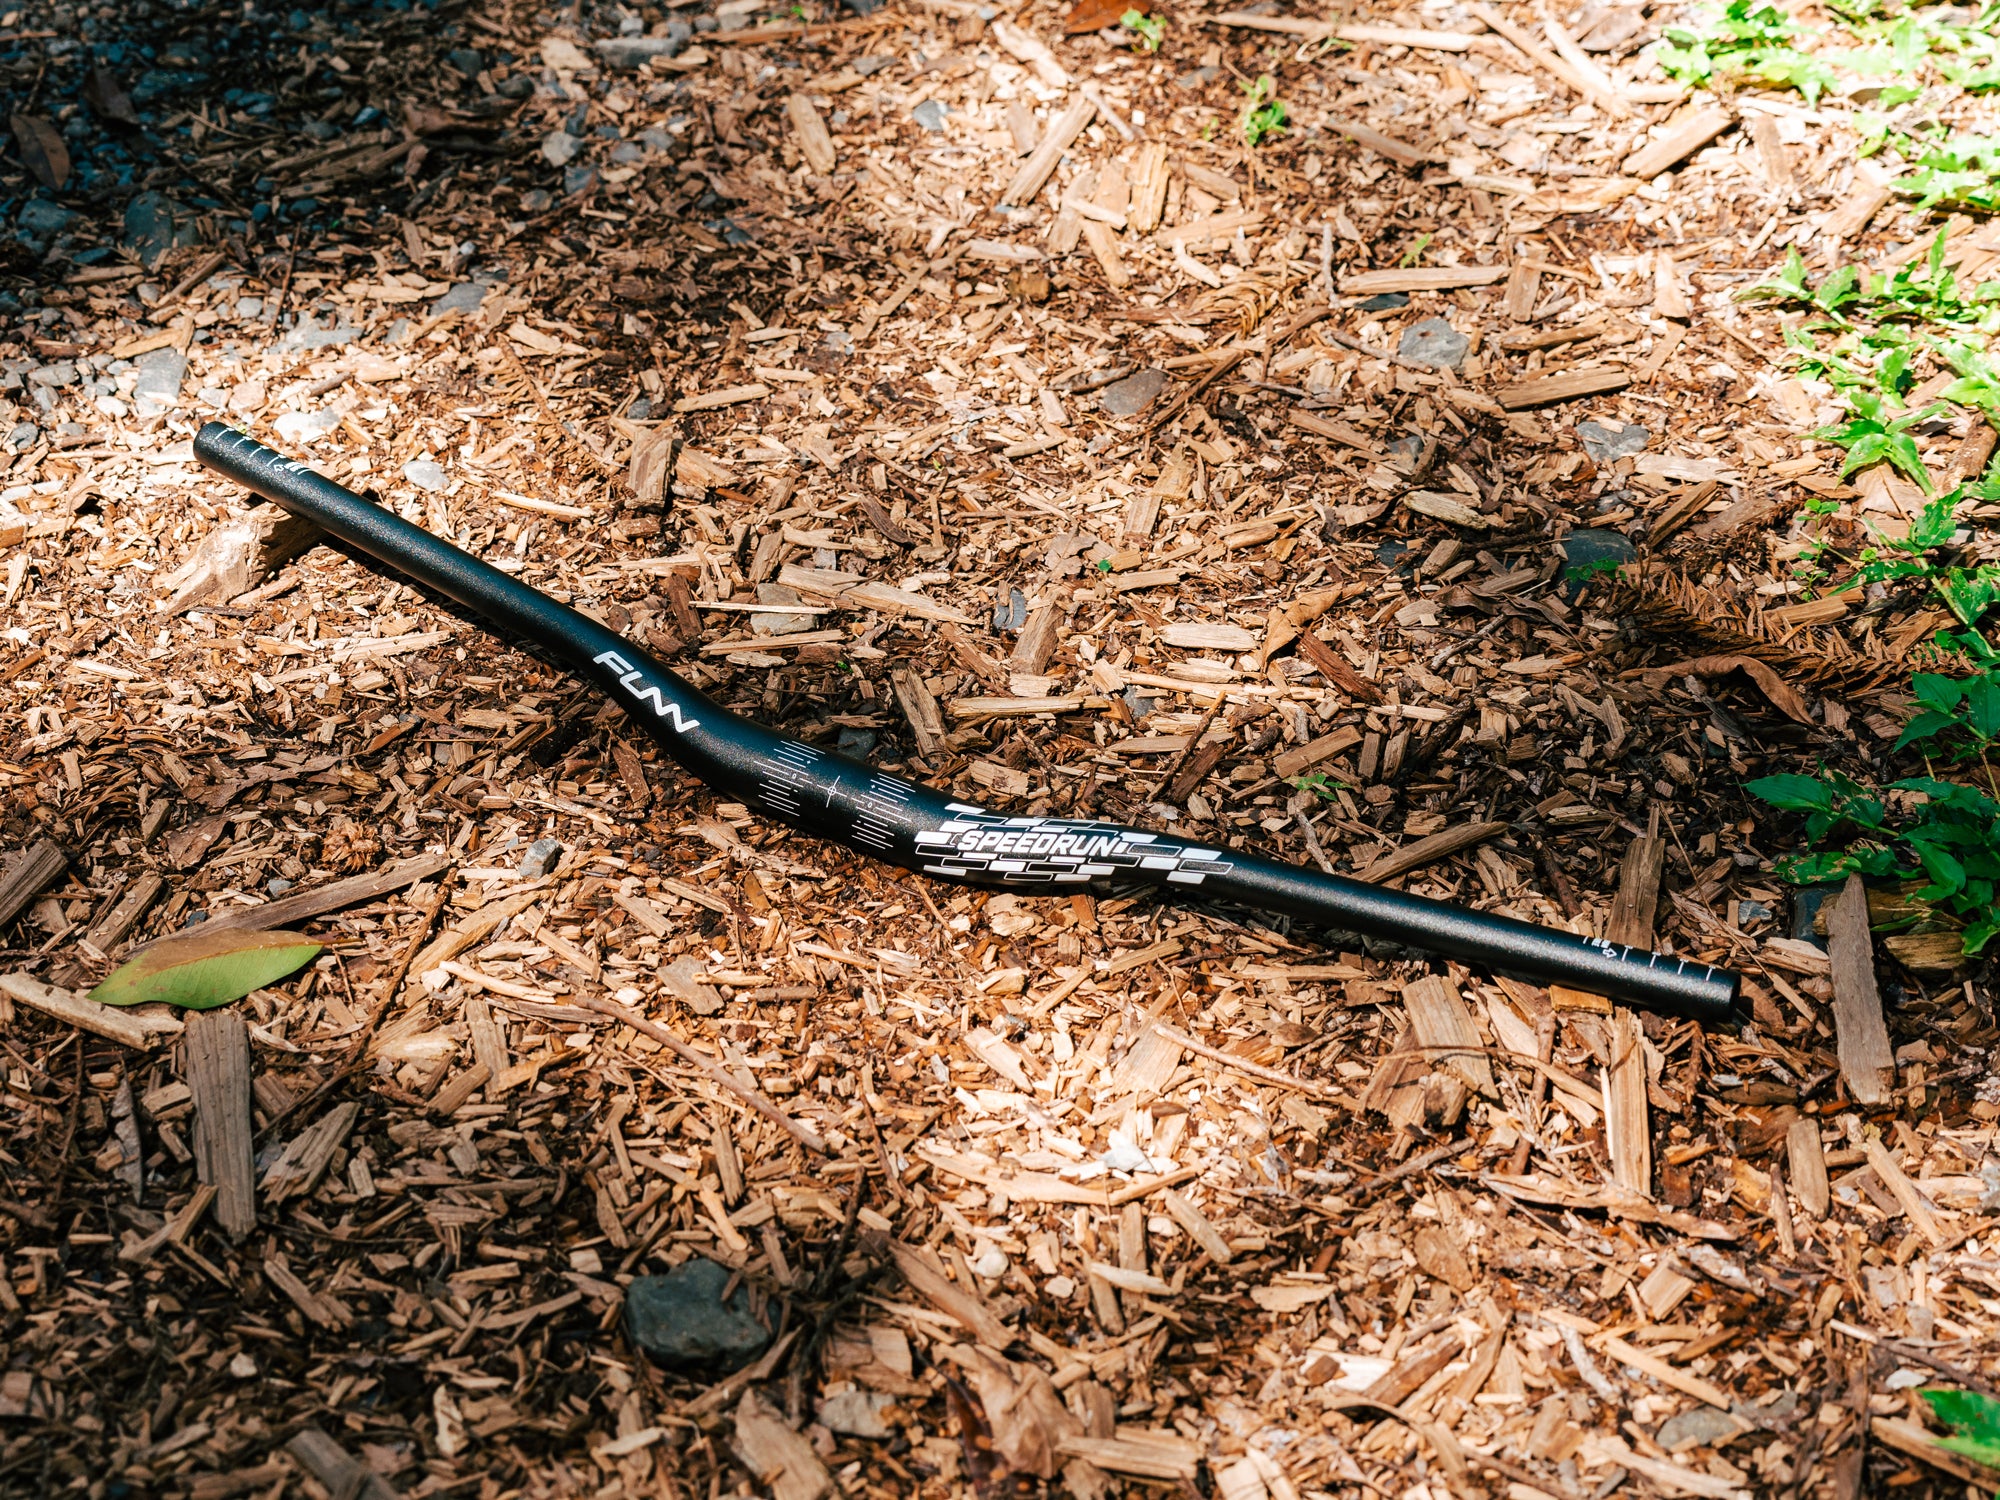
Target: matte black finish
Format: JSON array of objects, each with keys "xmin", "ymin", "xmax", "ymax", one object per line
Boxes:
[{"xmin": 194, "ymin": 422, "xmax": 1740, "ymax": 1022}]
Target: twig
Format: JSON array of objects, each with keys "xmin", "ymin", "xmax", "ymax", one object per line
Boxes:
[
  {"xmin": 263, "ymin": 240, "xmax": 299, "ymax": 333},
  {"xmin": 1134, "ymin": 1013, "xmax": 1360, "ymax": 1105},
  {"xmin": 1159, "ymin": 690, "xmax": 1228, "ymax": 803},
  {"xmin": 578, "ymin": 995, "xmax": 828, "ymax": 1153},
  {"xmin": 260, "ymin": 880, "xmax": 454, "ymax": 1140},
  {"xmin": 1294, "ymin": 807, "xmax": 1338, "ymax": 873},
  {"xmin": 1431, "ymin": 616, "xmax": 1507, "ymax": 670},
  {"xmin": 1324, "ymin": 325, "xmax": 1433, "ymax": 372},
  {"xmin": 496, "ymin": 335, "xmax": 614, "ymax": 477}
]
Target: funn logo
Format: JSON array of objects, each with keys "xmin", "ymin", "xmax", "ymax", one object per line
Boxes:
[{"xmin": 592, "ymin": 650, "xmax": 701, "ymax": 733}]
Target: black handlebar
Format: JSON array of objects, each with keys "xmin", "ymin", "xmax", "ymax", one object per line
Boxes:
[{"xmin": 193, "ymin": 422, "xmax": 1739, "ymax": 1023}]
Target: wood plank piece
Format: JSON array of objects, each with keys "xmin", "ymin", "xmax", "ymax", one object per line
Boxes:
[
  {"xmin": 1496, "ymin": 367, "xmax": 1631, "ymax": 409},
  {"xmin": 1604, "ymin": 1009, "xmax": 1652, "ymax": 1198},
  {"xmin": 1402, "ymin": 974, "xmax": 1495, "ymax": 1122},
  {"xmin": 1465, "ymin": 1, "xmax": 1628, "ymax": 116},
  {"xmin": 0, "ymin": 837, "xmax": 67, "ymax": 928},
  {"xmin": 888, "ymin": 1240, "xmax": 1013, "ymax": 1346},
  {"xmin": 1863, "ymin": 1138, "xmax": 1947, "ymax": 1246},
  {"xmin": 1597, "ymin": 1333, "xmax": 1734, "ymax": 1410},
  {"xmin": 1624, "ymin": 105, "xmax": 1736, "ymax": 180},
  {"xmin": 786, "ymin": 93, "xmax": 837, "ymax": 175},
  {"xmin": 288, "ymin": 1428, "xmax": 397, "ymax": 1500},
  {"xmin": 1605, "ymin": 829, "xmax": 1666, "ymax": 949},
  {"xmin": 1337, "ymin": 266, "xmax": 1509, "ymax": 295},
  {"xmin": 186, "ymin": 1009, "xmax": 258, "ymax": 1239},
  {"xmin": 1354, "ymin": 820, "xmax": 1507, "ymax": 883},
  {"xmin": 0, "ymin": 971, "xmax": 152, "ymax": 1049},
  {"xmin": 1787, "ymin": 1116, "xmax": 1831, "ymax": 1219},
  {"xmin": 1000, "ymin": 93, "xmax": 1095, "ymax": 206},
  {"xmin": 198, "ymin": 851, "xmax": 453, "ymax": 936},
  {"xmin": 1329, "ymin": 118, "xmax": 1440, "ymax": 168},
  {"xmin": 1827, "ymin": 874, "xmax": 1894, "ymax": 1105},
  {"xmin": 82, "ymin": 872, "xmax": 166, "ymax": 953},
  {"xmin": 262, "ymin": 1100, "xmax": 362, "ymax": 1204}
]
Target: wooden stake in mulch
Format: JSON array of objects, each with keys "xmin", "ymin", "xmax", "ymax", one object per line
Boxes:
[
  {"xmin": 0, "ymin": 837, "xmax": 67, "ymax": 928},
  {"xmin": 1827, "ymin": 873, "xmax": 1894, "ymax": 1105},
  {"xmin": 185, "ymin": 1009, "xmax": 257, "ymax": 1239},
  {"xmin": 1603, "ymin": 816, "xmax": 1663, "ymax": 1196}
]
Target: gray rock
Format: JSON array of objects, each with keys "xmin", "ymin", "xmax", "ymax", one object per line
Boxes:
[
  {"xmin": 28, "ymin": 361, "xmax": 78, "ymax": 388},
  {"xmin": 636, "ymin": 127, "xmax": 674, "ymax": 151},
  {"xmin": 1099, "ymin": 367, "xmax": 1169, "ymax": 417},
  {"xmin": 447, "ymin": 47, "xmax": 484, "ymax": 74},
  {"xmin": 132, "ymin": 346, "xmax": 188, "ymax": 418},
  {"xmin": 520, "ymin": 188, "xmax": 553, "ymax": 213},
  {"xmin": 122, "ymin": 191, "xmax": 199, "ymax": 269},
  {"xmin": 750, "ymin": 582, "xmax": 817, "ymax": 636},
  {"xmin": 541, "ymin": 129, "xmax": 583, "ymax": 166},
  {"xmin": 7, "ymin": 422, "xmax": 39, "ymax": 451},
  {"xmin": 235, "ymin": 296, "xmax": 265, "ymax": 319},
  {"xmin": 1398, "ymin": 317, "xmax": 1469, "ymax": 371},
  {"xmin": 279, "ymin": 313, "xmax": 363, "ymax": 352},
  {"xmin": 1560, "ymin": 527, "xmax": 1636, "ymax": 588},
  {"xmin": 517, "ymin": 836, "xmax": 562, "ymax": 878},
  {"xmin": 912, "ymin": 99, "xmax": 949, "ymax": 132},
  {"xmin": 17, "ymin": 199, "xmax": 78, "ymax": 251},
  {"xmin": 564, "ymin": 164, "xmax": 599, "ymax": 196},
  {"xmin": 626, "ymin": 1258, "xmax": 770, "ymax": 1371},
  {"xmin": 611, "ymin": 142, "xmax": 644, "ymax": 164},
  {"xmin": 596, "ymin": 35, "xmax": 686, "ymax": 67},
  {"xmin": 429, "ymin": 282, "xmax": 487, "ymax": 317},
  {"xmin": 403, "ymin": 459, "xmax": 447, "ymax": 492},
  {"xmin": 1576, "ymin": 418, "xmax": 1650, "ymax": 464},
  {"xmin": 837, "ymin": 727, "xmax": 877, "ymax": 757},
  {"xmin": 1657, "ymin": 1405, "xmax": 1748, "ymax": 1453},
  {"xmin": 995, "ymin": 586, "xmax": 1027, "ymax": 633}
]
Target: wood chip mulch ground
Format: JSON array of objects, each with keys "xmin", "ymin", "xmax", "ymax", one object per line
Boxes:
[{"xmin": 4, "ymin": 0, "xmax": 2000, "ymax": 1497}]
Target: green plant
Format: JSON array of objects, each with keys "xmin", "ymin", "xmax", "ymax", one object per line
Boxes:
[
  {"xmin": 1398, "ymin": 232, "xmax": 1433, "ymax": 269},
  {"xmin": 1922, "ymin": 1388, "xmax": 2000, "ymax": 1471},
  {"xmin": 1749, "ymin": 772, "xmax": 2000, "ymax": 954},
  {"xmin": 1743, "ymin": 246, "xmax": 1862, "ymax": 321},
  {"xmin": 1292, "ymin": 771, "xmax": 1344, "ymax": 801},
  {"xmin": 1564, "ymin": 555, "xmax": 1626, "ymax": 585},
  {"xmin": 1814, "ymin": 388, "xmax": 1939, "ymax": 490},
  {"xmin": 1657, "ymin": 0, "xmax": 1838, "ymax": 103},
  {"xmin": 1901, "ymin": 134, "xmax": 2000, "ymax": 213},
  {"xmin": 1239, "ymin": 74, "xmax": 1286, "ymax": 147},
  {"xmin": 1119, "ymin": 9, "xmax": 1165, "ymax": 51}
]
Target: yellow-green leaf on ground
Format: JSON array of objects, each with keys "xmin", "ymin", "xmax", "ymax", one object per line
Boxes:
[{"xmin": 89, "ymin": 928, "xmax": 322, "ymax": 1010}]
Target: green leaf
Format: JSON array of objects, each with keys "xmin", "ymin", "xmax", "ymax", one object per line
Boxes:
[
  {"xmin": 1894, "ymin": 708, "xmax": 1964, "ymax": 751},
  {"xmin": 90, "ymin": 927, "xmax": 323, "ymax": 1010},
  {"xmin": 1964, "ymin": 914, "xmax": 2000, "ymax": 955},
  {"xmin": 1747, "ymin": 773, "xmax": 1838, "ymax": 811},
  {"xmin": 1966, "ymin": 674, "xmax": 2000, "ymax": 738},
  {"xmin": 1910, "ymin": 838, "xmax": 1969, "ymax": 900},
  {"xmin": 1922, "ymin": 1389, "xmax": 2000, "ymax": 1464}
]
